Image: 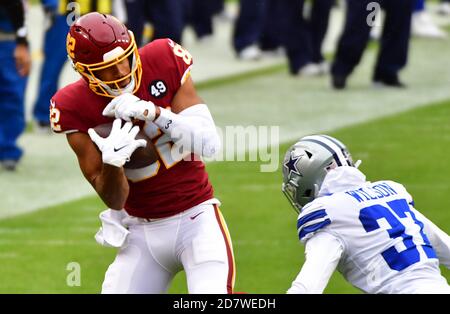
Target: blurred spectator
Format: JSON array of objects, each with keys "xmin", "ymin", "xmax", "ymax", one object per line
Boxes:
[
  {"xmin": 331, "ymin": 0, "xmax": 415, "ymax": 90},
  {"xmin": 276, "ymin": 0, "xmax": 334, "ymax": 76},
  {"xmin": 122, "ymin": 0, "xmax": 183, "ymax": 46},
  {"xmin": 211, "ymin": 0, "xmax": 225, "ymax": 16},
  {"xmin": 233, "ymin": 0, "xmax": 334, "ymax": 75},
  {"xmin": 232, "ymin": 0, "xmax": 267, "ymax": 60},
  {"xmin": 412, "ymin": 0, "xmax": 447, "ymax": 38},
  {"xmin": 232, "ymin": 0, "xmax": 282, "ymax": 61},
  {"xmin": 33, "ymin": 0, "xmax": 112, "ymax": 132},
  {"xmin": 214, "ymin": 0, "xmax": 236, "ymax": 22},
  {"xmin": 0, "ymin": 0, "xmax": 31, "ymax": 171},
  {"xmin": 183, "ymin": 0, "xmax": 218, "ymax": 42},
  {"xmin": 258, "ymin": 0, "xmax": 283, "ymax": 54}
]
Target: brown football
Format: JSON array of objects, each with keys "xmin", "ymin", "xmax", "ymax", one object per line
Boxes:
[{"xmin": 92, "ymin": 122, "xmax": 159, "ymax": 169}]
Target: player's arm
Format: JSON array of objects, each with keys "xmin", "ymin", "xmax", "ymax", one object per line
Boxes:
[
  {"xmin": 66, "ymin": 130, "xmax": 131, "ymax": 210},
  {"xmin": 287, "ymin": 232, "xmax": 344, "ymax": 294},
  {"xmin": 167, "ymin": 75, "xmax": 203, "ymax": 113},
  {"xmin": 412, "ymin": 208, "xmax": 450, "ymax": 268},
  {"xmin": 103, "ymin": 77, "xmax": 220, "ymax": 158},
  {"xmin": 153, "ymin": 76, "xmax": 220, "ymax": 157}
]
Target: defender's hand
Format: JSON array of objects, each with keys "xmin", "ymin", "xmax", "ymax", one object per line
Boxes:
[
  {"xmin": 88, "ymin": 119, "xmax": 147, "ymax": 168},
  {"xmin": 103, "ymin": 93, "xmax": 156, "ymax": 122}
]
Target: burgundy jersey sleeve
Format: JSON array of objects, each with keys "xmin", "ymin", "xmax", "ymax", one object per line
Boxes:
[
  {"xmin": 165, "ymin": 38, "xmax": 194, "ymax": 85},
  {"xmin": 50, "ymin": 80, "xmax": 111, "ymax": 134},
  {"xmin": 138, "ymin": 39, "xmax": 194, "ymax": 97},
  {"xmin": 50, "ymin": 84, "xmax": 84, "ymax": 134}
]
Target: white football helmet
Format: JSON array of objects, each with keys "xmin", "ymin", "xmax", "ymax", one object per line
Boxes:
[{"xmin": 282, "ymin": 135, "xmax": 356, "ymax": 212}]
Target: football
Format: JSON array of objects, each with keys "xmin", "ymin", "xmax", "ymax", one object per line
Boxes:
[{"xmin": 92, "ymin": 122, "xmax": 159, "ymax": 169}]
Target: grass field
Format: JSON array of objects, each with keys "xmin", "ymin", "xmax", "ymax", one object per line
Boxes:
[{"xmin": 1, "ymin": 98, "xmax": 449, "ymax": 294}]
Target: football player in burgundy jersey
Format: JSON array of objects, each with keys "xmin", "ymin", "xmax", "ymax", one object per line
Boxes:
[{"xmin": 50, "ymin": 13, "xmax": 235, "ymax": 294}]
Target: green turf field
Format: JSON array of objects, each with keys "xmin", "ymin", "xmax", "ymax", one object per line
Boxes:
[{"xmin": 1, "ymin": 98, "xmax": 449, "ymax": 294}]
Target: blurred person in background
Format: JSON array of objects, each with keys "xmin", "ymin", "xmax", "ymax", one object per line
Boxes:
[
  {"xmin": 211, "ymin": 0, "xmax": 225, "ymax": 16},
  {"xmin": 32, "ymin": 0, "xmax": 112, "ymax": 132},
  {"xmin": 232, "ymin": 0, "xmax": 283, "ymax": 61},
  {"xmin": 233, "ymin": 0, "xmax": 335, "ymax": 75},
  {"xmin": 183, "ymin": 0, "xmax": 225, "ymax": 43},
  {"xmin": 331, "ymin": 0, "xmax": 415, "ymax": 90},
  {"xmin": 0, "ymin": 0, "xmax": 31, "ymax": 171},
  {"xmin": 121, "ymin": 0, "xmax": 183, "ymax": 47},
  {"xmin": 412, "ymin": 0, "xmax": 447, "ymax": 38},
  {"xmin": 276, "ymin": 0, "xmax": 334, "ymax": 76},
  {"xmin": 184, "ymin": 0, "xmax": 214, "ymax": 42},
  {"xmin": 232, "ymin": 0, "xmax": 268, "ymax": 60}
]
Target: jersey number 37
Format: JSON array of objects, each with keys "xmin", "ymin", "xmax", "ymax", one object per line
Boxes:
[{"xmin": 359, "ymin": 199, "xmax": 436, "ymax": 271}]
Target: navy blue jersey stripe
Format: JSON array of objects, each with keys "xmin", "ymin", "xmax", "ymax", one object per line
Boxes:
[
  {"xmin": 297, "ymin": 209, "xmax": 328, "ymax": 229},
  {"xmin": 298, "ymin": 219, "xmax": 331, "ymax": 240}
]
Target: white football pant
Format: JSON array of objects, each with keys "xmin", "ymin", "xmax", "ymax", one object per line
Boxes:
[{"xmin": 101, "ymin": 202, "xmax": 235, "ymax": 294}]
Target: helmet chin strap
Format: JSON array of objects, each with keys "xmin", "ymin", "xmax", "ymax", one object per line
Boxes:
[{"xmin": 354, "ymin": 160, "xmax": 362, "ymax": 168}]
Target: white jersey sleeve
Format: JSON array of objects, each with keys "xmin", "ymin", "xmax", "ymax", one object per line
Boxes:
[{"xmin": 287, "ymin": 232, "xmax": 344, "ymax": 294}]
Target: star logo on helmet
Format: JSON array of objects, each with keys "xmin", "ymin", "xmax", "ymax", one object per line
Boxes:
[{"xmin": 284, "ymin": 152, "xmax": 303, "ymax": 177}]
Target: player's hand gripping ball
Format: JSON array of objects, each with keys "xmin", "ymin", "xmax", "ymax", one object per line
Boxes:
[{"xmin": 92, "ymin": 122, "xmax": 159, "ymax": 169}]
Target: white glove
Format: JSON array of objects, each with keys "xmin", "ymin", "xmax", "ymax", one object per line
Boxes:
[
  {"xmin": 95, "ymin": 208, "xmax": 130, "ymax": 248},
  {"xmin": 88, "ymin": 118, "xmax": 147, "ymax": 168},
  {"xmin": 103, "ymin": 93, "xmax": 156, "ymax": 122}
]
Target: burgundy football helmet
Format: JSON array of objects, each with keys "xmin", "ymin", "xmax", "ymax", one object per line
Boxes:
[{"xmin": 66, "ymin": 12, "xmax": 142, "ymax": 98}]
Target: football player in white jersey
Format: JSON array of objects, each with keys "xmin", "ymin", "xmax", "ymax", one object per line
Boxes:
[{"xmin": 282, "ymin": 135, "xmax": 450, "ymax": 294}]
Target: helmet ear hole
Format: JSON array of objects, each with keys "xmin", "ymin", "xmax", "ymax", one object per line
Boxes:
[{"xmin": 305, "ymin": 150, "xmax": 313, "ymax": 159}]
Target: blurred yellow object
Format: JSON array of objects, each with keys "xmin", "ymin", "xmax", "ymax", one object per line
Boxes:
[
  {"xmin": 58, "ymin": 0, "xmax": 112, "ymax": 15},
  {"xmin": 142, "ymin": 23, "xmax": 154, "ymax": 44}
]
